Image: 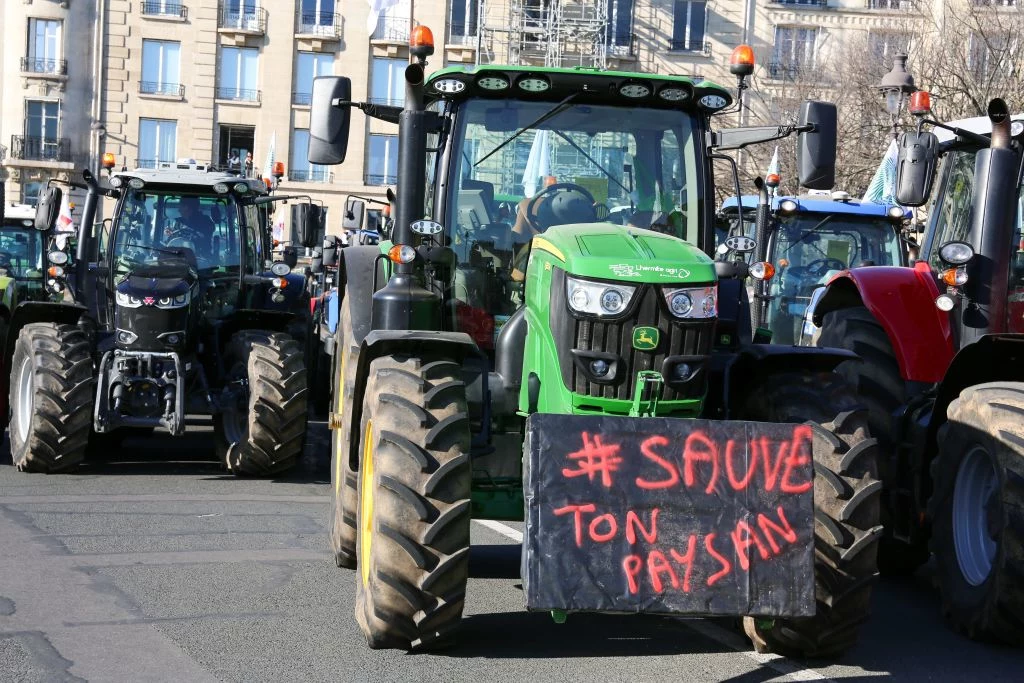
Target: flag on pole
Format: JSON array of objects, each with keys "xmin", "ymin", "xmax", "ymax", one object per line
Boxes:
[
  {"xmin": 862, "ymin": 139, "xmax": 900, "ymax": 205},
  {"xmin": 521, "ymin": 130, "xmax": 551, "ymax": 197},
  {"xmin": 272, "ymin": 204, "xmax": 287, "ymax": 244},
  {"xmin": 766, "ymin": 146, "xmax": 780, "ymax": 178},
  {"xmin": 367, "ymin": 0, "xmax": 401, "ymax": 37},
  {"xmin": 262, "ymin": 131, "xmax": 276, "ymax": 181},
  {"xmin": 55, "ymin": 190, "xmax": 74, "ymax": 234}
]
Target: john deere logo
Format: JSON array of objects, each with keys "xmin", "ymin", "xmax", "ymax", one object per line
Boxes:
[{"xmin": 632, "ymin": 326, "xmax": 659, "ymax": 351}]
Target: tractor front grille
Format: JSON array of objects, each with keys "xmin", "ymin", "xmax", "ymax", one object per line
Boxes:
[{"xmin": 549, "ymin": 268, "xmax": 714, "ymax": 403}]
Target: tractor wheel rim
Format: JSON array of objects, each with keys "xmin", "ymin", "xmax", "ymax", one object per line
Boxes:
[
  {"xmin": 359, "ymin": 419, "xmax": 374, "ymax": 587},
  {"xmin": 15, "ymin": 355, "xmax": 33, "ymax": 442},
  {"xmin": 953, "ymin": 445, "xmax": 998, "ymax": 586}
]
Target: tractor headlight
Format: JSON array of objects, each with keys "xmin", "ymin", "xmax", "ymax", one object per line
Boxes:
[
  {"xmin": 156, "ymin": 291, "xmax": 191, "ymax": 309},
  {"xmin": 662, "ymin": 285, "xmax": 717, "ymax": 319},
  {"xmin": 939, "ymin": 241, "xmax": 974, "ymax": 265},
  {"xmin": 566, "ymin": 276, "xmax": 636, "ymax": 317},
  {"xmin": 115, "ymin": 291, "xmax": 143, "ymax": 308}
]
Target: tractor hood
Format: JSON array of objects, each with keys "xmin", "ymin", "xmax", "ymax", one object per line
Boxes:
[
  {"xmin": 116, "ymin": 266, "xmax": 195, "ymax": 302},
  {"xmin": 533, "ymin": 223, "xmax": 716, "ymax": 284}
]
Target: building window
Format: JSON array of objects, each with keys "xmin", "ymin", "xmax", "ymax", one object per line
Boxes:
[
  {"xmin": 217, "ymin": 47, "xmax": 260, "ymax": 101},
  {"xmin": 365, "ymin": 134, "xmax": 398, "ymax": 186},
  {"xmin": 299, "ymin": 0, "xmax": 336, "ymax": 33},
  {"xmin": 373, "ymin": 0, "xmax": 409, "ymax": 41},
  {"xmin": 221, "ymin": 0, "xmax": 263, "ymax": 31},
  {"xmin": 22, "ymin": 100, "xmax": 63, "ymax": 161},
  {"xmin": 771, "ymin": 26, "xmax": 817, "ymax": 79},
  {"xmin": 671, "ymin": 1, "xmax": 706, "ymax": 52},
  {"xmin": 25, "ymin": 19, "xmax": 63, "ymax": 74},
  {"xmin": 868, "ymin": 32, "xmax": 912, "ymax": 61},
  {"xmin": 290, "ymin": 130, "xmax": 330, "ymax": 182},
  {"xmin": 970, "ymin": 32, "xmax": 1016, "ymax": 79},
  {"xmin": 141, "ymin": 40, "xmax": 181, "ymax": 96},
  {"xmin": 138, "ymin": 118, "xmax": 177, "ymax": 168},
  {"xmin": 370, "ymin": 58, "xmax": 406, "ymax": 107},
  {"xmin": 22, "ymin": 181, "xmax": 45, "ymax": 207},
  {"xmin": 607, "ymin": 0, "xmax": 634, "ymax": 50},
  {"xmin": 448, "ymin": 0, "xmax": 478, "ymax": 45},
  {"xmin": 294, "ymin": 52, "xmax": 333, "ymax": 105}
]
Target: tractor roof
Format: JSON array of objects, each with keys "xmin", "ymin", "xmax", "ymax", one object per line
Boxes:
[
  {"xmin": 934, "ymin": 112, "xmax": 1024, "ymax": 145},
  {"xmin": 2, "ymin": 203, "xmax": 36, "ymax": 223},
  {"xmin": 425, "ymin": 64, "xmax": 732, "ymax": 112},
  {"xmin": 111, "ymin": 162, "xmax": 268, "ymax": 194},
  {"xmin": 721, "ymin": 194, "xmax": 910, "ymax": 219}
]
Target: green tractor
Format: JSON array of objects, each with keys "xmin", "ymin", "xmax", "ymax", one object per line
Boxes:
[{"xmin": 310, "ymin": 34, "xmax": 880, "ymax": 657}]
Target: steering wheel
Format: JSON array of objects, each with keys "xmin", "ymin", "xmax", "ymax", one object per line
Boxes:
[
  {"xmin": 524, "ymin": 182, "xmax": 597, "ymax": 233},
  {"xmin": 804, "ymin": 257, "xmax": 847, "ymax": 277}
]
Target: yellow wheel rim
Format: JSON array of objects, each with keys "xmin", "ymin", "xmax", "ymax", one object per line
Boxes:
[
  {"xmin": 333, "ymin": 351, "xmax": 347, "ymax": 494},
  {"xmin": 359, "ymin": 419, "xmax": 375, "ymax": 586}
]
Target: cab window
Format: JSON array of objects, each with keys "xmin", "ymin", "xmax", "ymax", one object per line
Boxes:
[{"xmin": 927, "ymin": 151, "xmax": 975, "ymax": 272}]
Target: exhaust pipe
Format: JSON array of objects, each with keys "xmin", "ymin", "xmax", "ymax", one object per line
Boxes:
[{"xmin": 987, "ymin": 98, "xmax": 1011, "ymax": 150}]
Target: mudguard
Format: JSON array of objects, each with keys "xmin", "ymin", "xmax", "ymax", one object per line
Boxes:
[
  {"xmin": 813, "ymin": 263, "xmax": 954, "ymax": 383},
  {"xmin": 336, "ymin": 246, "xmax": 382, "ymax": 345}
]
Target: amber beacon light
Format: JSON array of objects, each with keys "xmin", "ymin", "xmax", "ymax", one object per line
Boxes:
[{"xmin": 730, "ymin": 45, "xmax": 755, "ymax": 77}]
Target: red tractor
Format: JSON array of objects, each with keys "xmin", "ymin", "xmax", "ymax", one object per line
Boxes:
[{"xmin": 811, "ymin": 97, "xmax": 1024, "ymax": 643}]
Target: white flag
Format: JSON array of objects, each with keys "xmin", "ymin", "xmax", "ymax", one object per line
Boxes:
[
  {"xmin": 367, "ymin": 0, "xmax": 401, "ymax": 37},
  {"xmin": 262, "ymin": 131, "xmax": 276, "ymax": 180},
  {"xmin": 55, "ymin": 190, "xmax": 74, "ymax": 234},
  {"xmin": 521, "ymin": 130, "xmax": 551, "ymax": 197},
  {"xmin": 862, "ymin": 139, "xmax": 899, "ymax": 205},
  {"xmin": 766, "ymin": 145, "xmax": 780, "ymax": 178}
]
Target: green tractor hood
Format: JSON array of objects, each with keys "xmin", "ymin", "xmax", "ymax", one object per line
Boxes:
[{"xmin": 532, "ymin": 223, "xmax": 716, "ymax": 284}]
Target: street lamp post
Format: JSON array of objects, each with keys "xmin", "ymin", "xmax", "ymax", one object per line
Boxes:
[{"xmin": 877, "ymin": 53, "xmax": 918, "ymax": 140}]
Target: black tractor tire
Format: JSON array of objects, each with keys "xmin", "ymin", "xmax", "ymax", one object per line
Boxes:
[
  {"xmin": 215, "ymin": 330, "xmax": 308, "ymax": 476},
  {"xmin": 738, "ymin": 371, "xmax": 882, "ymax": 658},
  {"xmin": 818, "ymin": 306, "xmax": 929, "ymax": 575},
  {"xmin": 9, "ymin": 323, "xmax": 93, "ymax": 473},
  {"xmin": 329, "ymin": 302, "xmax": 359, "ymax": 569},
  {"xmin": 928, "ymin": 382, "xmax": 1024, "ymax": 645},
  {"xmin": 354, "ymin": 353, "xmax": 471, "ymax": 650}
]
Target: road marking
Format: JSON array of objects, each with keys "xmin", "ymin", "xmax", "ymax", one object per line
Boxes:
[
  {"xmin": 473, "ymin": 519, "xmax": 523, "ymax": 542},
  {"xmin": 471, "ymin": 519, "xmax": 834, "ymax": 683}
]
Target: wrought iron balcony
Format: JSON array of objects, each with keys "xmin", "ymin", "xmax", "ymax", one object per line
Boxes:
[
  {"xmin": 136, "ymin": 158, "xmax": 160, "ymax": 169},
  {"xmin": 20, "ymin": 57, "xmax": 68, "ymax": 75},
  {"xmin": 767, "ymin": 62, "xmax": 809, "ymax": 80},
  {"xmin": 289, "ymin": 169, "xmax": 333, "ymax": 183},
  {"xmin": 11, "ymin": 135, "xmax": 71, "ymax": 162},
  {"xmin": 865, "ymin": 0, "xmax": 913, "ymax": 7},
  {"xmin": 774, "ymin": 0, "xmax": 828, "ymax": 5},
  {"xmin": 297, "ymin": 10, "xmax": 342, "ymax": 37},
  {"xmin": 139, "ymin": 81, "xmax": 185, "ymax": 97},
  {"xmin": 668, "ymin": 40, "xmax": 712, "ymax": 55},
  {"xmin": 140, "ymin": 2, "xmax": 188, "ymax": 19},
  {"xmin": 218, "ymin": 4, "xmax": 267, "ymax": 33},
  {"xmin": 292, "ymin": 91, "xmax": 312, "ymax": 106},
  {"xmin": 364, "ymin": 172, "xmax": 397, "ymax": 186},
  {"xmin": 215, "ymin": 87, "xmax": 261, "ymax": 103},
  {"xmin": 372, "ymin": 15, "xmax": 409, "ymax": 42}
]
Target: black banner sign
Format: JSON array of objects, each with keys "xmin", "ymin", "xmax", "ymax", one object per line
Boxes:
[{"xmin": 522, "ymin": 413, "xmax": 816, "ymax": 617}]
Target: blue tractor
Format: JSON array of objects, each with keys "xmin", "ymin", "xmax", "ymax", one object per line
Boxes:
[{"xmin": 718, "ymin": 191, "xmax": 913, "ymax": 344}]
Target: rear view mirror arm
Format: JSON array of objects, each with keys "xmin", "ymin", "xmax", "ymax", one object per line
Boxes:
[
  {"xmin": 710, "ymin": 124, "xmax": 813, "ymax": 151},
  {"xmin": 919, "ymin": 119, "xmax": 991, "ymax": 147}
]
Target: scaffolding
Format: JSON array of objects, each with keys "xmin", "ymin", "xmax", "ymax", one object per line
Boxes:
[{"xmin": 477, "ymin": 0, "xmax": 613, "ymax": 69}]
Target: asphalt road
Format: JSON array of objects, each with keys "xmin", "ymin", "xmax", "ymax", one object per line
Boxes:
[{"xmin": 2, "ymin": 421, "xmax": 1024, "ymax": 682}]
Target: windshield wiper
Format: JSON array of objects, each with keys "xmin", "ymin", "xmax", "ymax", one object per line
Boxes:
[
  {"xmin": 550, "ymin": 130, "xmax": 631, "ymax": 197},
  {"xmin": 474, "ymin": 93, "xmax": 579, "ymax": 168},
  {"xmin": 784, "ymin": 215, "xmax": 835, "ymax": 256}
]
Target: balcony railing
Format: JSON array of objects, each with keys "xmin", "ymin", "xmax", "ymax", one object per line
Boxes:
[
  {"xmin": 215, "ymin": 87, "xmax": 261, "ymax": 102},
  {"xmin": 607, "ymin": 34, "xmax": 638, "ymax": 58},
  {"xmin": 140, "ymin": 1, "xmax": 188, "ymax": 18},
  {"xmin": 767, "ymin": 62, "xmax": 810, "ymax": 80},
  {"xmin": 292, "ymin": 91, "xmax": 312, "ymax": 106},
  {"xmin": 775, "ymin": 0, "xmax": 828, "ymax": 5},
  {"xmin": 135, "ymin": 158, "xmax": 164, "ymax": 169},
  {"xmin": 20, "ymin": 57, "xmax": 68, "ymax": 75},
  {"xmin": 218, "ymin": 5, "xmax": 267, "ymax": 33},
  {"xmin": 368, "ymin": 96, "xmax": 403, "ymax": 107},
  {"xmin": 373, "ymin": 15, "xmax": 409, "ymax": 42},
  {"xmin": 289, "ymin": 169, "xmax": 333, "ymax": 183},
  {"xmin": 297, "ymin": 11, "xmax": 343, "ymax": 37},
  {"xmin": 668, "ymin": 40, "xmax": 712, "ymax": 55},
  {"xmin": 139, "ymin": 81, "xmax": 185, "ymax": 97},
  {"xmin": 865, "ymin": 0, "xmax": 913, "ymax": 7},
  {"xmin": 364, "ymin": 172, "xmax": 397, "ymax": 186},
  {"xmin": 971, "ymin": 0, "xmax": 1015, "ymax": 5},
  {"xmin": 11, "ymin": 135, "xmax": 71, "ymax": 162}
]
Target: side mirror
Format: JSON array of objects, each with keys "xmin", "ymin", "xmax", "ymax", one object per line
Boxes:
[
  {"xmin": 796, "ymin": 101, "xmax": 837, "ymax": 190},
  {"xmin": 322, "ymin": 238, "xmax": 338, "ymax": 267},
  {"xmin": 282, "ymin": 246, "xmax": 299, "ymax": 270},
  {"xmin": 309, "ymin": 76, "xmax": 352, "ymax": 165},
  {"xmin": 35, "ymin": 186, "xmax": 63, "ymax": 232},
  {"xmin": 301, "ymin": 204, "xmax": 323, "ymax": 248},
  {"xmin": 343, "ymin": 198, "xmax": 364, "ymax": 230},
  {"xmin": 894, "ymin": 130, "xmax": 939, "ymax": 207}
]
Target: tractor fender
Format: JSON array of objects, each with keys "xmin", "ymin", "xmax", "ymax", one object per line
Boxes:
[
  {"xmin": 813, "ymin": 263, "xmax": 954, "ymax": 383},
  {"xmin": 337, "ymin": 246, "xmax": 383, "ymax": 346},
  {"xmin": 0, "ymin": 302, "xmax": 88, "ymax": 428},
  {"xmin": 718, "ymin": 343, "xmax": 859, "ymax": 419},
  {"xmin": 347, "ymin": 329, "xmax": 478, "ymax": 471}
]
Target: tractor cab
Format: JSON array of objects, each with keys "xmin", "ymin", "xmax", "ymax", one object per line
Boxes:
[
  {"xmin": 0, "ymin": 203, "xmax": 47, "ymax": 304},
  {"xmin": 719, "ymin": 193, "xmax": 910, "ymax": 344}
]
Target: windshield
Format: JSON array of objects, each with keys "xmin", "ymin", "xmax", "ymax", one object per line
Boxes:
[
  {"xmin": 765, "ymin": 213, "xmax": 902, "ymax": 343},
  {"xmin": 112, "ymin": 189, "xmax": 241, "ymax": 277},
  {"xmin": 0, "ymin": 223, "xmax": 44, "ymax": 279}
]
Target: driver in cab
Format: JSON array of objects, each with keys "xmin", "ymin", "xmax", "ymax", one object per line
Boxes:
[{"xmin": 165, "ymin": 197, "xmax": 215, "ymax": 261}]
